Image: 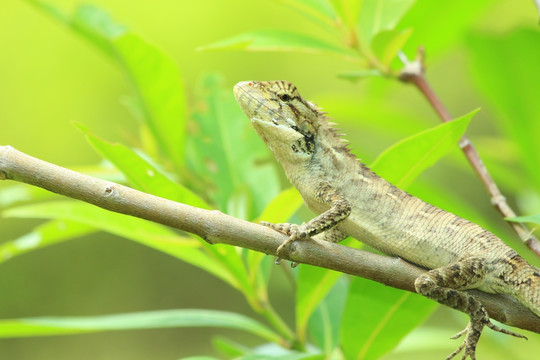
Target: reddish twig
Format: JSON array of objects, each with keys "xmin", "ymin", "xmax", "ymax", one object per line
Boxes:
[{"xmin": 399, "ymin": 48, "xmax": 540, "ymax": 257}]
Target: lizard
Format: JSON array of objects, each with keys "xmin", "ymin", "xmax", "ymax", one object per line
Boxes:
[{"xmin": 233, "ymin": 80, "xmax": 540, "ymax": 360}]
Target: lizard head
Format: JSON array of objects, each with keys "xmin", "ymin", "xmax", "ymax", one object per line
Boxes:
[{"xmin": 234, "ymin": 80, "xmax": 320, "ymax": 163}]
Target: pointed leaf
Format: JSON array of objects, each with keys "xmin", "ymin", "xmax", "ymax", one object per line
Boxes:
[
  {"xmin": 273, "ymin": 0, "xmax": 339, "ymax": 28},
  {"xmin": 188, "ymin": 75, "xmax": 280, "ymax": 217},
  {"xmin": 199, "ymin": 30, "xmax": 354, "ymax": 58},
  {"xmin": 255, "ymin": 187, "xmax": 303, "ymax": 224},
  {"xmin": 308, "ymin": 277, "xmax": 348, "ymax": 355},
  {"xmin": 358, "ymin": 0, "xmax": 416, "ymax": 44},
  {"xmin": 371, "ymin": 28, "xmax": 413, "ymax": 67},
  {"xmin": 296, "ymin": 265, "xmax": 343, "ymax": 343},
  {"xmin": 27, "ymin": 2, "xmax": 186, "ymax": 167},
  {"xmin": 341, "ymin": 277, "xmax": 436, "ymax": 360},
  {"xmin": 337, "ymin": 69, "xmax": 382, "ymax": 82},
  {"xmin": 3, "ymin": 201, "xmax": 240, "ymax": 287},
  {"xmin": 0, "ymin": 220, "xmax": 96, "ymax": 263},
  {"xmin": 371, "ymin": 109, "xmax": 476, "ymax": 188},
  {"xmin": 507, "ymin": 214, "xmax": 540, "ymax": 226},
  {"xmin": 212, "ymin": 336, "xmax": 251, "ymax": 357},
  {"xmin": 329, "ymin": 0, "xmax": 363, "ymax": 28},
  {"xmin": 76, "ymin": 123, "xmax": 209, "ymax": 209},
  {"xmin": 0, "ymin": 310, "xmax": 280, "ymax": 343}
]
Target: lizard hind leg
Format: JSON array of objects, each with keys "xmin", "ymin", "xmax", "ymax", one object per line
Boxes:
[{"xmin": 414, "ymin": 257, "xmax": 526, "ymax": 360}]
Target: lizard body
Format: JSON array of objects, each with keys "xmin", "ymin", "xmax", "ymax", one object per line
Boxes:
[{"xmin": 233, "ymin": 80, "xmax": 540, "ymax": 360}]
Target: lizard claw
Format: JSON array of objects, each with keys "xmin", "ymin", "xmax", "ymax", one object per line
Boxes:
[
  {"xmin": 486, "ymin": 322, "xmax": 527, "ymax": 340},
  {"xmin": 260, "ymin": 221, "xmax": 306, "ymax": 256},
  {"xmin": 276, "ymin": 233, "xmax": 298, "ymax": 255},
  {"xmin": 446, "ymin": 320, "xmax": 526, "ymax": 360},
  {"xmin": 260, "ymin": 221, "xmax": 304, "ymax": 266},
  {"xmin": 446, "ymin": 322, "xmax": 480, "ymax": 360}
]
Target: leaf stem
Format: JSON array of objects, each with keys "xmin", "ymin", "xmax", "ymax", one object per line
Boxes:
[{"xmin": 257, "ymin": 300, "xmax": 295, "ymax": 345}]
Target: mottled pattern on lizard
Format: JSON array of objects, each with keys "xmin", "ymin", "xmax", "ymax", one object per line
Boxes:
[{"xmin": 233, "ymin": 80, "xmax": 540, "ymax": 360}]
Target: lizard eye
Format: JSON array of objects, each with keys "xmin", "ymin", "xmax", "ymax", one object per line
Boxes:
[{"xmin": 279, "ymin": 93, "xmax": 292, "ymax": 102}]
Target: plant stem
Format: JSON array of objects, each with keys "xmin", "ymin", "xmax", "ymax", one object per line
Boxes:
[
  {"xmin": 1, "ymin": 145, "xmax": 539, "ymax": 333},
  {"xmin": 258, "ymin": 301, "xmax": 295, "ymax": 346}
]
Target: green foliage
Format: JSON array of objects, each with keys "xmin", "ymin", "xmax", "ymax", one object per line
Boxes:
[
  {"xmin": 199, "ymin": 30, "xmax": 355, "ymax": 59},
  {"xmin": 0, "ymin": 310, "xmax": 280, "ymax": 342},
  {"xmin": 1, "ymin": 0, "xmax": 539, "ymax": 360},
  {"xmin": 201, "ymin": 0, "xmax": 420, "ymax": 77},
  {"xmin": 341, "ymin": 278, "xmax": 436, "ymax": 360},
  {"xmin": 468, "ymin": 29, "xmax": 540, "ymax": 190},
  {"xmin": 371, "ymin": 109, "xmax": 476, "ymax": 189},
  {"xmin": 187, "ymin": 76, "xmax": 280, "ymax": 217},
  {"xmin": 507, "ymin": 214, "xmax": 540, "ymax": 227}
]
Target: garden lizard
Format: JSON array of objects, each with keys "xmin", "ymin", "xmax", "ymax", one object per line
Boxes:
[{"xmin": 233, "ymin": 80, "xmax": 540, "ymax": 360}]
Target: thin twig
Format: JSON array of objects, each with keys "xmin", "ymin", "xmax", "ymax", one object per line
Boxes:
[
  {"xmin": 1, "ymin": 145, "xmax": 539, "ymax": 333},
  {"xmin": 399, "ymin": 48, "xmax": 540, "ymax": 257}
]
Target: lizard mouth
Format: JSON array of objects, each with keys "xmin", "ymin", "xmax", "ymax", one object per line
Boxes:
[
  {"xmin": 234, "ymin": 82, "xmax": 299, "ymax": 129},
  {"xmin": 250, "ymin": 116, "xmax": 301, "ymax": 138}
]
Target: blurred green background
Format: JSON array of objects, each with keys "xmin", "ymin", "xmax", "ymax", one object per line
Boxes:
[{"xmin": 1, "ymin": 0, "xmax": 540, "ymax": 359}]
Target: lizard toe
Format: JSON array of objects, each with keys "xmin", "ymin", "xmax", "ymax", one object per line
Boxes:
[
  {"xmin": 446, "ymin": 322, "xmax": 481, "ymax": 360},
  {"xmin": 486, "ymin": 321, "xmax": 527, "ymax": 340}
]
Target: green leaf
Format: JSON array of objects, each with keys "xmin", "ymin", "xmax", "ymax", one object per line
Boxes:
[
  {"xmin": 187, "ymin": 75, "xmax": 280, "ymax": 218},
  {"xmin": 329, "ymin": 0, "xmax": 363, "ymax": 28},
  {"xmin": 273, "ymin": 0, "xmax": 339, "ymax": 29},
  {"xmin": 0, "ymin": 220, "xmax": 96, "ymax": 263},
  {"xmin": 212, "ymin": 336, "xmax": 251, "ymax": 357},
  {"xmin": 318, "ymin": 94, "xmax": 433, "ymax": 143},
  {"xmin": 198, "ymin": 30, "xmax": 354, "ymax": 58},
  {"xmin": 371, "ymin": 109, "xmax": 477, "ymax": 188},
  {"xmin": 507, "ymin": 213, "xmax": 540, "ymax": 226},
  {"xmin": 110, "ymin": 32, "xmax": 186, "ymax": 168},
  {"xmin": 247, "ymin": 187, "xmax": 303, "ymax": 295},
  {"xmin": 0, "ymin": 309, "xmax": 280, "ymax": 343},
  {"xmin": 255, "ymin": 187, "xmax": 303, "ymax": 223},
  {"xmin": 0, "ymin": 184, "xmax": 55, "ymax": 206},
  {"xmin": 399, "ymin": 0, "xmax": 492, "ymax": 57},
  {"xmin": 296, "ymin": 265, "xmax": 343, "ymax": 344},
  {"xmin": 358, "ymin": 0, "xmax": 416, "ymax": 44},
  {"xmin": 341, "ymin": 277, "xmax": 436, "ymax": 360},
  {"xmin": 337, "ymin": 69, "xmax": 382, "ymax": 81},
  {"xmin": 27, "ymin": 2, "xmax": 186, "ymax": 168},
  {"xmin": 468, "ymin": 29, "xmax": 540, "ymax": 189},
  {"xmin": 236, "ymin": 351, "xmax": 325, "ymax": 360},
  {"xmin": 76, "ymin": 123, "xmax": 210, "ymax": 209},
  {"xmin": 3, "ymin": 201, "xmax": 240, "ymax": 287},
  {"xmin": 308, "ymin": 277, "xmax": 348, "ymax": 355},
  {"xmin": 371, "ymin": 28, "xmax": 413, "ymax": 67}
]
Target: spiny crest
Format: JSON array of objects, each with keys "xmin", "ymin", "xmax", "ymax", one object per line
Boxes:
[
  {"xmin": 314, "ymin": 107, "xmax": 357, "ymax": 159},
  {"xmin": 276, "ymin": 81, "xmax": 357, "ymax": 160}
]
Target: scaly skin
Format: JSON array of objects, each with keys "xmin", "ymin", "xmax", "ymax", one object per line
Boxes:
[{"xmin": 233, "ymin": 80, "xmax": 540, "ymax": 360}]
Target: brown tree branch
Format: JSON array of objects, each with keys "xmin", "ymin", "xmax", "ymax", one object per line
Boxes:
[
  {"xmin": 1, "ymin": 145, "xmax": 539, "ymax": 334},
  {"xmin": 399, "ymin": 48, "xmax": 540, "ymax": 257}
]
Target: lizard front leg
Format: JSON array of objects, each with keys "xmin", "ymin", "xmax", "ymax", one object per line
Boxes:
[
  {"xmin": 415, "ymin": 257, "xmax": 526, "ymax": 360},
  {"xmin": 261, "ymin": 182, "xmax": 351, "ymax": 255}
]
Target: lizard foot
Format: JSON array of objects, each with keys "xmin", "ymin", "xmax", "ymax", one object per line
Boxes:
[
  {"xmin": 260, "ymin": 221, "xmax": 308, "ymax": 256},
  {"xmin": 446, "ymin": 320, "xmax": 526, "ymax": 360}
]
